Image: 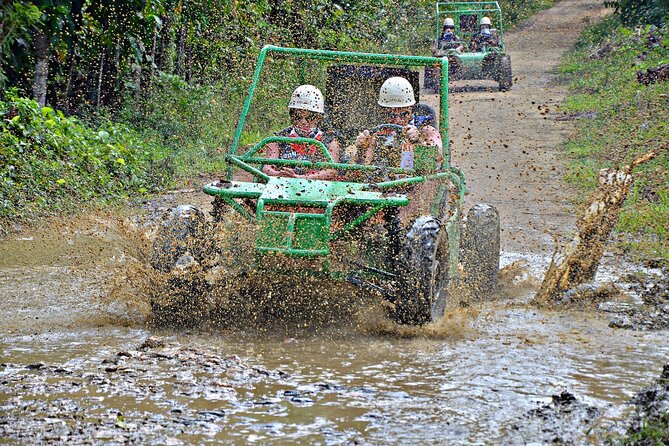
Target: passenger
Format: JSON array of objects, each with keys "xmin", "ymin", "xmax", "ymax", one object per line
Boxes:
[
  {"xmin": 436, "ymin": 17, "xmax": 464, "ymax": 53},
  {"xmin": 355, "ymin": 77, "xmax": 442, "ymax": 170},
  {"xmin": 263, "ymin": 85, "xmax": 339, "ymax": 180},
  {"xmin": 470, "ymin": 16, "xmax": 499, "ymax": 51}
]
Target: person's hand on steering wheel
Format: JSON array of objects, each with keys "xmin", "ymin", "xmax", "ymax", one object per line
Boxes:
[
  {"xmin": 355, "ymin": 129, "xmax": 376, "ymax": 150},
  {"xmin": 403, "ymin": 125, "xmax": 420, "ymax": 143}
]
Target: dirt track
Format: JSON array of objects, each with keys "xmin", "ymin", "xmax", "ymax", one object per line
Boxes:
[{"xmin": 445, "ymin": 0, "xmax": 608, "ymax": 254}]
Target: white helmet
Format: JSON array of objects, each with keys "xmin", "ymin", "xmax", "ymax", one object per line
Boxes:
[
  {"xmin": 443, "ymin": 17, "xmax": 455, "ymax": 27},
  {"xmin": 288, "ymin": 84, "xmax": 324, "ymax": 114},
  {"xmin": 378, "ymin": 77, "xmax": 416, "ymax": 108},
  {"xmin": 480, "ymin": 16, "xmax": 492, "ymax": 26}
]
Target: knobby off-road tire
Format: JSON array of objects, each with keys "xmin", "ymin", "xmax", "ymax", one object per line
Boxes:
[
  {"xmin": 149, "ymin": 204, "xmax": 213, "ymax": 327},
  {"xmin": 394, "ymin": 216, "xmax": 449, "ymax": 325},
  {"xmin": 497, "ymin": 55, "xmax": 513, "ymax": 92},
  {"xmin": 150, "ymin": 204, "xmax": 212, "ymax": 273},
  {"xmin": 460, "ymin": 204, "xmax": 500, "ymax": 297}
]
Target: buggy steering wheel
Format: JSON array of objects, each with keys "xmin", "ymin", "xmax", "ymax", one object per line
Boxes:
[{"xmin": 363, "ymin": 123, "xmax": 412, "ymax": 180}]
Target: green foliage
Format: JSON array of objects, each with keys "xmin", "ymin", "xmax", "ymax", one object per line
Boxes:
[
  {"xmin": 117, "ymin": 0, "xmax": 555, "ymax": 178},
  {"xmin": 119, "ymin": 72, "xmax": 230, "ymax": 174},
  {"xmin": 559, "ymin": 21, "xmax": 669, "ymax": 260},
  {"xmin": 605, "ymin": 0, "xmax": 669, "ymax": 27},
  {"xmin": 609, "ymin": 412, "xmax": 669, "ymax": 445},
  {"xmin": 0, "ymin": 0, "xmax": 559, "ymax": 226},
  {"xmin": 500, "ymin": 0, "xmax": 555, "ymax": 29},
  {"xmin": 0, "ymin": 96, "xmax": 172, "ymax": 222},
  {"xmin": 0, "ymin": 1, "xmax": 42, "ymax": 87}
]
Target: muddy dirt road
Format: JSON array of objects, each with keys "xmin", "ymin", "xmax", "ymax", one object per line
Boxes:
[
  {"xmin": 449, "ymin": 0, "xmax": 608, "ymax": 254},
  {"xmin": 2, "ymin": 1, "xmax": 669, "ymax": 444}
]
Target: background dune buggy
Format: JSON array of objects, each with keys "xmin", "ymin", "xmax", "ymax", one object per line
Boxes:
[{"xmin": 425, "ymin": 1, "xmax": 513, "ymax": 91}]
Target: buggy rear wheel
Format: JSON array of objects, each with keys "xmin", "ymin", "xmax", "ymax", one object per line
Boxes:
[
  {"xmin": 393, "ymin": 216, "xmax": 449, "ymax": 325},
  {"xmin": 460, "ymin": 204, "xmax": 500, "ymax": 297},
  {"xmin": 497, "ymin": 55, "xmax": 513, "ymax": 92}
]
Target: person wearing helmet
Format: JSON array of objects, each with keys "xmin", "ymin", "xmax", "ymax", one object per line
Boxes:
[
  {"xmin": 470, "ymin": 16, "xmax": 499, "ymax": 51},
  {"xmin": 355, "ymin": 77, "xmax": 442, "ymax": 170},
  {"xmin": 436, "ymin": 17, "xmax": 464, "ymax": 53},
  {"xmin": 263, "ymin": 84, "xmax": 339, "ymax": 180}
]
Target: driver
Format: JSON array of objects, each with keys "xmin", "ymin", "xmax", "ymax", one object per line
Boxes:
[
  {"xmin": 470, "ymin": 16, "xmax": 499, "ymax": 51},
  {"xmin": 263, "ymin": 84, "xmax": 339, "ymax": 180},
  {"xmin": 435, "ymin": 17, "xmax": 464, "ymax": 53},
  {"xmin": 355, "ymin": 77, "xmax": 442, "ymax": 169}
]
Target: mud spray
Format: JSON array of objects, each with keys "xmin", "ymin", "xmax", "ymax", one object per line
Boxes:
[
  {"xmin": 135, "ymin": 207, "xmax": 479, "ymax": 340},
  {"xmin": 0, "ymin": 204, "xmax": 477, "ymax": 340}
]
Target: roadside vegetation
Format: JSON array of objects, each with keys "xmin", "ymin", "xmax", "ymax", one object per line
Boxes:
[
  {"xmin": 0, "ymin": 94, "xmax": 172, "ymax": 222},
  {"xmin": 558, "ymin": 1, "xmax": 669, "ymax": 262},
  {"xmin": 0, "ymin": 0, "xmax": 553, "ymax": 230}
]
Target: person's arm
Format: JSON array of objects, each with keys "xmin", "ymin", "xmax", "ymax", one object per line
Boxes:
[
  {"xmin": 262, "ymin": 142, "xmax": 297, "ymax": 177},
  {"xmin": 356, "ymin": 130, "xmax": 376, "ymax": 165},
  {"xmin": 403, "ymin": 125, "xmax": 420, "ymax": 143},
  {"xmin": 301, "ymin": 139, "xmax": 340, "ymax": 180},
  {"xmin": 419, "ymin": 125, "xmax": 443, "ymax": 163}
]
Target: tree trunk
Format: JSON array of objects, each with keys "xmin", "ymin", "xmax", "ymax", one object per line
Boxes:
[
  {"xmin": 32, "ymin": 30, "xmax": 49, "ymax": 106},
  {"xmin": 176, "ymin": 0, "xmax": 187, "ymax": 76},
  {"xmin": 96, "ymin": 49, "xmax": 105, "ymax": 110},
  {"xmin": 150, "ymin": 27, "xmax": 158, "ymax": 81},
  {"xmin": 185, "ymin": 44, "xmax": 192, "ymax": 83},
  {"xmin": 63, "ymin": 0, "xmax": 84, "ymax": 114},
  {"xmin": 177, "ymin": 25, "xmax": 185, "ymax": 75},
  {"xmin": 63, "ymin": 47, "xmax": 77, "ymax": 115}
]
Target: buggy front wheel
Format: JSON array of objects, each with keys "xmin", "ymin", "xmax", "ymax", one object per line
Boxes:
[{"xmin": 393, "ymin": 216, "xmax": 449, "ymax": 325}]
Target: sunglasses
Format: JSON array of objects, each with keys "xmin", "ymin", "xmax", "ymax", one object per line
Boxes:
[
  {"xmin": 387, "ymin": 111, "xmax": 412, "ymax": 119},
  {"xmin": 290, "ymin": 110, "xmax": 321, "ymax": 122},
  {"xmin": 444, "ymin": 26, "xmax": 455, "ymax": 29}
]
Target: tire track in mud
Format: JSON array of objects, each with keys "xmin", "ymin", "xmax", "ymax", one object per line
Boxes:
[{"xmin": 441, "ymin": 0, "xmax": 609, "ymax": 255}]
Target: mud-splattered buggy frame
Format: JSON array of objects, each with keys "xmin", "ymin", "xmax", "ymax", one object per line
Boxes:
[
  {"xmin": 426, "ymin": 1, "xmax": 513, "ymax": 91},
  {"xmin": 201, "ymin": 46, "xmax": 470, "ymax": 325},
  {"xmin": 152, "ymin": 46, "xmax": 499, "ymax": 326}
]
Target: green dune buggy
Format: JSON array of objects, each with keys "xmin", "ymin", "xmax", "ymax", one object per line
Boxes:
[
  {"xmin": 150, "ymin": 46, "xmax": 500, "ymax": 326},
  {"xmin": 425, "ymin": 1, "xmax": 513, "ymax": 91}
]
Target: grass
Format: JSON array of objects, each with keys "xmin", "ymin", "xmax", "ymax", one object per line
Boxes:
[
  {"xmin": 558, "ymin": 16, "xmax": 669, "ymax": 262},
  {"xmin": 0, "ymin": 95, "xmax": 173, "ymax": 230},
  {"xmin": 608, "ymin": 411, "xmax": 669, "ymax": 445}
]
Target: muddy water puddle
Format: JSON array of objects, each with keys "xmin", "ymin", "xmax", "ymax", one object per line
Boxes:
[
  {"xmin": 1, "ymin": 222, "xmax": 668, "ymax": 445},
  {"xmin": 1, "ymin": 314, "xmax": 668, "ymax": 444}
]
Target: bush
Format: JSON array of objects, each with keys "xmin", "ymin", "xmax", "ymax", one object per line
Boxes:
[
  {"xmin": 605, "ymin": 0, "xmax": 669, "ymax": 27},
  {"xmin": 0, "ymin": 96, "xmax": 173, "ymax": 222},
  {"xmin": 558, "ymin": 22, "xmax": 669, "ymax": 260}
]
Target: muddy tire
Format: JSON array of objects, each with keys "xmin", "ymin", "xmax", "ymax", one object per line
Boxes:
[
  {"xmin": 150, "ymin": 204, "xmax": 212, "ymax": 273},
  {"xmin": 497, "ymin": 55, "xmax": 513, "ymax": 92},
  {"xmin": 460, "ymin": 204, "xmax": 500, "ymax": 297},
  {"xmin": 149, "ymin": 205, "xmax": 215, "ymax": 326},
  {"xmin": 394, "ymin": 216, "xmax": 448, "ymax": 325}
]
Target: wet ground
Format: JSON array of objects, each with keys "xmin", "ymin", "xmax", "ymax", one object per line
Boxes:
[
  {"xmin": 2, "ymin": 0, "xmax": 669, "ymax": 444},
  {"xmin": 1, "ymin": 215, "xmax": 668, "ymax": 444}
]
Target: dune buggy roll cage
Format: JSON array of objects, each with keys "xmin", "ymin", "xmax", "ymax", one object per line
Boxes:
[
  {"xmin": 227, "ymin": 45, "xmax": 452, "ymax": 171},
  {"xmin": 435, "ymin": 1, "xmax": 505, "ymax": 50}
]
